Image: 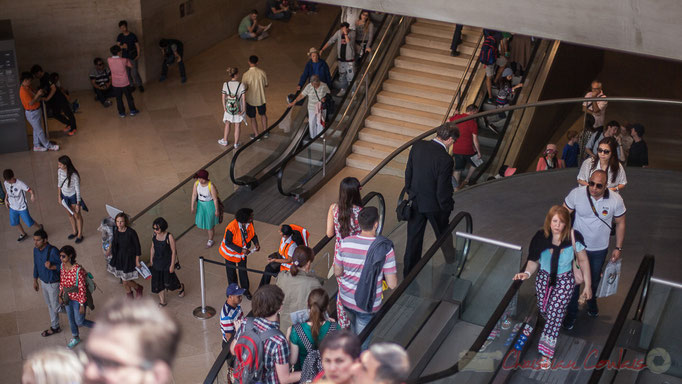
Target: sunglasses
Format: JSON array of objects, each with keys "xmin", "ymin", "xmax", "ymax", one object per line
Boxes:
[
  {"xmin": 60, "ymin": 254, "xmax": 68, "ymax": 258},
  {"xmin": 588, "ymin": 181, "xmax": 605, "ymax": 189},
  {"xmin": 152, "ymin": 226, "xmax": 160, "ymax": 231},
  {"xmin": 597, "ymin": 148, "xmax": 611, "ymax": 155}
]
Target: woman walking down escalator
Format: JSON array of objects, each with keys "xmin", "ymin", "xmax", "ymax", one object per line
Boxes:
[
  {"xmin": 287, "ymin": 74, "xmax": 330, "ymax": 139},
  {"xmin": 513, "ymin": 205, "xmax": 592, "ymax": 369},
  {"xmin": 577, "ymin": 137, "xmax": 627, "ymax": 192}
]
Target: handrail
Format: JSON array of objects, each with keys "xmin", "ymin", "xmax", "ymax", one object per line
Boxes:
[
  {"xmin": 357, "ymin": 211, "xmax": 473, "ymax": 342},
  {"xmin": 228, "ymin": 10, "xmax": 343, "ymax": 187},
  {"xmin": 360, "ymin": 97, "xmax": 682, "ymax": 186},
  {"xmin": 276, "ymin": 14, "xmax": 402, "ymax": 197},
  {"xmin": 587, "ymin": 254, "xmax": 655, "ymax": 383},
  {"xmin": 440, "ymin": 33, "xmax": 484, "ymax": 124}
]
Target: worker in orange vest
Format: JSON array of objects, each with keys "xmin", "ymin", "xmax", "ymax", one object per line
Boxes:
[
  {"xmin": 219, "ymin": 208, "xmax": 260, "ymax": 299},
  {"xmin": 259, "ymin": 224, "xmax": 309, "ymax": 287}
]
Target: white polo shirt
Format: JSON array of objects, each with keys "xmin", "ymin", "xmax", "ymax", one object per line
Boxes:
[{"xmin": 564, "ymin": 186, "xmax": 626, "ymax": 251}]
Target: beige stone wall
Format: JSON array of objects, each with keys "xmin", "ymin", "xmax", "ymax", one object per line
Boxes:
[
  {"xmin": 140, "ymin": 0, "xmax": 266, "ymax": 82},
  {"xmin": 4, "ymin": 0, "xmax": 142, "ymax": 90}
]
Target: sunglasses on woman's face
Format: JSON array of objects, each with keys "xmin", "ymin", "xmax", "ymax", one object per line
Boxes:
[
  {"xmin": 588, "ymin": 181, "xmax": 605, "ymax": 189},
  {"xmin": 152, "ymin": 226, "xmax": 160, "ymax": 231},
  {"xmin": 597, "ymin": 148, "xmax": 611, "ymax": 155},
  {"xmin": 60, "ymin": 254, "xmax": 68, "ymax": 259}
]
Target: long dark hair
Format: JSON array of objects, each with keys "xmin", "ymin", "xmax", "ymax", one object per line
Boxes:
[
  {"xmin": 58, "ymin": 155, "xmax": 79, "ymax": 187},
  {"xmin": 307, "ymin": 288, "xmax": 329, "ymax": 347},
  {"xmin": 590, "ymin": 137, "xmax": 619, "ymax": 183},
  {"xmin": 337, "ymin": 177, "xmax": 362, "ymax": 238}
]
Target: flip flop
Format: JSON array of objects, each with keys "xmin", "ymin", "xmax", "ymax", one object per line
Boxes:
[
  {"xmin": 158, "ymin": 302, "xmax": 168, "ymax": 307},
  {"xmin": 41, "ymin": 327, "xmax": 61, "ymax": 337},
  {"xmin": 178, "ymin": 283, "xmax": 185, "ymax": 298}
]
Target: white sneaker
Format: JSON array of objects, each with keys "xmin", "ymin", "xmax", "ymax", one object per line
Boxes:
[
  {"xmin": 233, "ymin": 143, "xmax": 241, "ymax": 149},
  {"xmin": 48, "ymin": 144, "xmax": 60, "ymax": 151},
  {"xmin": 206, "ymin": 240, "xmax": 214, "ymax": 249},
  {"xmin": 33, "ymin": 146, "xmax": 48, "ymax": 152},
  {"xmin": 218, "ymin": 139, "xmax": 228, "ymax": 146}
]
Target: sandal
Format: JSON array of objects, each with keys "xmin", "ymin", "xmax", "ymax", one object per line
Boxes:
[
  {"xmin": 539, "ymin": 356, "xmax": 552, "ymax": 370},
  {"xmin": 41, "ymin": 327, "xmax": 61, "ymax": 337},
  {"xmin": 68, "ymin": 233, "xmax": 77, "ymax": 240},
  {"xmin": 158, "ymin": 302, "xmax": 168, "ymax": 307},
  {"xmin": 178, "ymin": 283, "xmax": 185, "ymax": 298}
]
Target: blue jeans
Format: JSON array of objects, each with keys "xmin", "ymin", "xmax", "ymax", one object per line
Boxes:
[
  {"xmin": 66, "ymin": 300, "xmax": 95, "ymax": 337},
  {"xmin": 344, "ymin": 306, "xmax": 374, "ymax": 350},
  {"xmin": 565, "ymin": 248, "xmax": 608, "ymax": 321},
  {"xmin": 25, "ymin": 108, "xmax": 50, "ymax": 148},
  {"xmin": 267, "ymin": 10, "xmax": 291, "ymax": 20},
  {"xmin": 240, "ymin": 32, "xmax": 256, "ymax": 40}
]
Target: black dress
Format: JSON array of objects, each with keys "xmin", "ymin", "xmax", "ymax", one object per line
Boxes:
[
  {"xmin": 107, "ymin": 227, "xmax": 141, "ymax": 281},
  {"xmin": 151, "ymin": 233, "xmax": 181, "ymax": 293}
]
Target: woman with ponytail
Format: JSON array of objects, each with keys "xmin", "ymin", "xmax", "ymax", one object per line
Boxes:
[
  {"xmin": 326, "ymin": 177, "xmax": 362, "ymax": 258},
  {"xmin": 287, "ymin": 288, "xmax": 337, "ymax": 372},
  {"xmin": 276, "ymin": 246, "xmax": 322, "ymax": 331}
]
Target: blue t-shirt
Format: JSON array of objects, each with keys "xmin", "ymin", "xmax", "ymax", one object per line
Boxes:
[
  {"xmin": 538, "ymin": 240, "xmax": 585, "ymax": 275},
  {"xmin": 562, "ymin": 142, "xmax": 580, "ymax": 167},
  {"xmin": 33, "ymin": 244, "xmax": 61, "ymax": 283}
]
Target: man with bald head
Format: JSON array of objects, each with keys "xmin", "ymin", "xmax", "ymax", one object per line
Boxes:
[
  {"xmin": 583, "ymin": 80, "xmax": 608, "ymax": 131},
  {"xmin": 562, "ymin": 170, "xmax": 626, "ymax": 329}
]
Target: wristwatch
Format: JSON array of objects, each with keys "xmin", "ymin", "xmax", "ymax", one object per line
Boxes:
[{"xmin": 615, "ymin": 247, "xmax": 623, "ymax": 251}]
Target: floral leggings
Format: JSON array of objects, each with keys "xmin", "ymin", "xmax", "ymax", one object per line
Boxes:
[{"xmin": 535, "ymin": 269, "xmax": 574, "ymax": 358}]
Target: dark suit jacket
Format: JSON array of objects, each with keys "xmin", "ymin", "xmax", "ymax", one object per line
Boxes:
[{"xmin": 404, "ymin": 139, "xmax": 454, "ymax": 213}]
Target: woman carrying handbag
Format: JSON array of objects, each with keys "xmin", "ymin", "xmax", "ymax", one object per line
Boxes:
[{"xmin": 513, "ymin": 205, "xmax": 592, "ymax": 370}]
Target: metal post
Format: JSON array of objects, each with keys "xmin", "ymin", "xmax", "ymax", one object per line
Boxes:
[
  {"xmin": 322, "ymin": 134, "xmax": 327, "ymax": 177},
  {"xmin": 193, "ymin": 257, "xmax": 216, "ymax": 319}
]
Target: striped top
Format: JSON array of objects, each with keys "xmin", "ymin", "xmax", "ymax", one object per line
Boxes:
[
  {"xmin": 58, "ymin": 168, "xmax": 81, "ymax": 202},
  {"xmin": 220, "ymin": 302, "xmax": 244, "ymax": 342},
  {"xmin": 335, "ymin": 235, "xmax": 397, "ymax": 313}
]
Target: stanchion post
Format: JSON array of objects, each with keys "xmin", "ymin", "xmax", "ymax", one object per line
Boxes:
[{"xmin": 193, "ymin": 256, "xmax": 216, "ymax": 319}]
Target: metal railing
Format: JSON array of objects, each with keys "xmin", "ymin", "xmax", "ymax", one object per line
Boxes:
[{"xmin": 440, "ymin": 33, "xmax": 485, "ymax": 124}]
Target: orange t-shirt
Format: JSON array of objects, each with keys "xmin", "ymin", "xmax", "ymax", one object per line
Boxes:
[{"xmin": 20, "ymin": 85, "xmax": 40, "ymax": 111}]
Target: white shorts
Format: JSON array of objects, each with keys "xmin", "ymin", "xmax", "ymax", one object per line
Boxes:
[{"xmin": 223, "ymin": 112, "xmax": 244, "ymax": 124}]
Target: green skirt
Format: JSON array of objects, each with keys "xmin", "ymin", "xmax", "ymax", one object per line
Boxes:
[{"xmin": 196, "ymin": 200, "xmax": 219, "ymax": 229}]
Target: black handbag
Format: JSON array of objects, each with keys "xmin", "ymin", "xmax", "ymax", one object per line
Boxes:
[{"xmin": 396, "ymin": 187, "xmax": 413, "ymax": 222}]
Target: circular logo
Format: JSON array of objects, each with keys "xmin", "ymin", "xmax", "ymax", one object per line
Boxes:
[{"xmin": 646, "ymin": 347, "xmax": 671, "ymax": 374}]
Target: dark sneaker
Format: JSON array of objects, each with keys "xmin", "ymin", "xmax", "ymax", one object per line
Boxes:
[
  {"xmin": 159, "ymin": 76, "xmax": 167, "ymax": 82},
  {"xmin": 17, "ymin": 233, "xmax": 28, "ymax": 242},
  {"xmin": 244, "ymin": 291, "xmax": 253, "ymax": 300},
  {"xmin": 103, "ymin": 100, "xmax": 112, "ymax": 107},
  {"xmin": 139, "ymin": 85, "xmax": 145, "ymax": 93},
  {"xmin": 130, "ymin": 110, "xmax": 139, "ymax": 116},
  {"xmin": 562, "ymin": 317, "xmax": 575, "ymax": 330},
  {"xmin": 587, "ymin": 301, "xmax": 599, "ymax": 317},
  {"xmin": 181, "ymin": 77, "xmax": 187, "ymax": 84}
]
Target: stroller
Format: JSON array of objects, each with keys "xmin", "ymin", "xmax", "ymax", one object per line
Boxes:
[{"xmin": 97, "ymin": 217, "xmax": 115, "ymax": 262}]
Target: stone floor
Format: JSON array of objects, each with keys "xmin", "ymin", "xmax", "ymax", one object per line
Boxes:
[{"xmin": 0, "ymin": 6, "xmax": 339, "ymax": 383}]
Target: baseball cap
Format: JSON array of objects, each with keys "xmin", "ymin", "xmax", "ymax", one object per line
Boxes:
[{"xmin": 226, "ymin": 283, "xmax": 246, "ymax": 297}]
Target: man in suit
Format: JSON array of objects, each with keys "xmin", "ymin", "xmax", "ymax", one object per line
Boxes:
[{"xmin": 403, "ymin": 122, "xmax": 460, "ymax": 277}]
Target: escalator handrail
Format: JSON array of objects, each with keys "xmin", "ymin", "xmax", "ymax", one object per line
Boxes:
[
  {"xmin": 587, "ymin": 254, "xmax": 655, "ymax": 384},
  {"xmin": 276, "ymin": 14, "xmax": 402, "ymax": 197},
  {"xmin": 357, "ymin": 211, "xmax": 473, "ymax": 342},
  {"xmin": 228, "ymin": 10, "xmax": 343, "ymax": 187},
  {"xmin": 440, "ymin": 32, "xmax": 484, "ymax": 125},
  {"xmin": 360, "ymin": 96, "xmax": 682, "ymax": 187}
]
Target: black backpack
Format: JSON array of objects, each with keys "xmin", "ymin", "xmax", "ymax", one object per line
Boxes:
[
  {"xmin": 293, "ymin": 322, "xmax": 337, "ymax": 383},
  {"xmin": 233, "ymin": 318, "xmax": 284, "ymax": 384}
]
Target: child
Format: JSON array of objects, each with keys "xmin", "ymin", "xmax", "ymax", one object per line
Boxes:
[
  {"xmin": 562, "ymin": 130, "xmax": 580, "ymax": 167},
  {"xmin": 220, "ymin": 283, "xmax": 245, "ymax": 347},
  {"xmin": 3, "ymin": 169, "xmax": 42, "ymax": 241}
]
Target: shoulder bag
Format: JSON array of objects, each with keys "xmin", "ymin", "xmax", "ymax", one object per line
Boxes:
[
  {"xmin": 396, "ymin": 187, "xmax": 413, "ymax": 222},
  {"xmin": 585, "ymin": 187, "xmax": 616, "ymax": 236}
]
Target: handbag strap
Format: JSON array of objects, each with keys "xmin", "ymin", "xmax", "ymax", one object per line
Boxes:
[
  {"xmin": 570, "ymin": 230, "xmax": 578, "ymax": 261},
  {"xmin": 585, "ymin": 187, "xmax": 612, "ymax": 230},
  {"xmin": 293, "ymin": 323, "xmax": 315, "ymax": 353}
]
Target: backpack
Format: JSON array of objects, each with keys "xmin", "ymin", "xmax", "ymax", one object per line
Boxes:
[
  {"xmin": 233, "ymin": 318, "xmax": 284, "ymax": 384},
  {"xmin": 293, "ymin": 322, "xmax": 337, "ymax": 383},
  {"xmin": 479, "ymin": 35, "xmax": 499, "ymax": 65},
  {"xmin": 225, "ymin": 82, "xmax": 243, "ymax": 116},
  {"xmin": 76, "ymin": 266, "xmax": 97, "ymax": 310}
]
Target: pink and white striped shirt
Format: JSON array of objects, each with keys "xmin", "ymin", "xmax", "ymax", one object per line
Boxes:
[{"xmin": 335, "ymin": 235, "xmax": 397, "ymax": 313}]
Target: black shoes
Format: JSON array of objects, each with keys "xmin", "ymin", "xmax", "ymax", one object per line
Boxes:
[{"xmin": 244, "ymin": 291, "xmax": 253, "ymax": 300}]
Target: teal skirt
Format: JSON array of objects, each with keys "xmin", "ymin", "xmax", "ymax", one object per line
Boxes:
[{"xmin": 196, "ymin": 200, "xmax": 219, "ymax": 229}]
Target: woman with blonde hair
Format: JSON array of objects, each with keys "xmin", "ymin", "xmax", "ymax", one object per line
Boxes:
[
  {"xmin": 22, "ymin": 347, "xmax": 83, "ymax": 384},
  {"xmin": 219, "ymin": 66, "xmax": 247, "ymax": 149},
  {"xmin": 513, "ymin": 205, "xmax": 592, "ymax": 369}
]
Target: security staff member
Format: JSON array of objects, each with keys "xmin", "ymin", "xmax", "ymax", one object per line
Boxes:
[
  {"xmin": 219, "ymin": 208, "xmax": 260, "ymax": 300},
  {"xmin": 259, "ymin": 224, "xmax": 309, "ymax": 287}
]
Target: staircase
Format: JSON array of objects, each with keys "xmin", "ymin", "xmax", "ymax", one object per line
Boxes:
[{"xmin": 345, "ymin": 19, "xmax": 482, "ymax": 177}]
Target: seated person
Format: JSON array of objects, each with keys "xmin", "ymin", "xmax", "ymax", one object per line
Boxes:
[
  {"xmin": 266, "ymin": 0, "xmax": 291, "ymax": 21},
  {"xmin": 239, "ymin": 9, "xmax": 272, "ymax": 40},
  {"xmin": 259, "ymin": 224, "xmax": 309, "ymax": 287},
  {"xmin": 89, "ymin": 58, "xmax": 112, "ymax": 107}
]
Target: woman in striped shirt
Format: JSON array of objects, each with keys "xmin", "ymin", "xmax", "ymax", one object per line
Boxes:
[{"xmin": 57, "ymin": 156, "xmax": 87, "ymax": 243}]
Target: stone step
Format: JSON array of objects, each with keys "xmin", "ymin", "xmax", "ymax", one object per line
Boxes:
[
  {"xmin": 345, "ymin": 153, "xmax": 406, "ymax": 177},
  {"xmin": 377, "ymin": 91, "xmax": 450, "ymax": 115},
  {"xmin": 410, "ymin": 22, "xmax": 482, "ymax": 41},
  {"xmin": 416, "ymin": 18, "xmax": 482, "ymax": 31},
  {"xmin": 406, "ymin": 33, "xmax": 479, "ymax": 52},
  {"xmin": 352, "ymin": 140, "xmax": 408, "ymax": 162},
  {"xmin": 394, "ymin": 55, "xmax": 467, "ymax": 77},
  {"xmin": 371, "ymin": 102, "xmax": 443, "ymax": 126},
  {"xmin": 389, "ymin": 67, "xmax": 461, "ymax": 89},
  {"xmin": 382, "ymin": 79, "xmax": 453, "ymax": 103},
  {"xmin": 358, "ymin": 127, "xmax": 414, "ymax": 148},
  {"xmin": 365, "ymin": 115, "xmax": 434, "ymax": 137},
  {"xmin": 400, "ymin": 44, "xmax": 475, "ymax": 66}
]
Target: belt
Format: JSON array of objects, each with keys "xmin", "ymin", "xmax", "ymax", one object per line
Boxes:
[{"xmin": 338, "ymin": 59, "xmax": 355, "ymax": 62}]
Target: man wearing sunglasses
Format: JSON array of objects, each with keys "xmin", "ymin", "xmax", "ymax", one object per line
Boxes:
[{"xmin": 562, "ymin": 170, "xmax": 626, "ymax": 330}]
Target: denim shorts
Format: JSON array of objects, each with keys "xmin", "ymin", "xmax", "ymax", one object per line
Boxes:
[{"xmin": 9, "ymin": 208, "xmax": 34, "ymax": 227}]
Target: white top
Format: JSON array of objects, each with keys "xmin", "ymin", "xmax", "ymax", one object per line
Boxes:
[
  {"xmin": 58, "ymin": 168, "xmax": 81, "ymax": 202},
  {"xmin": 565, "ymin": 186, "xmax": 626, "ymax": 251},
  {"xmin": 301, "ymin": 82, "xmax": 330, "ymax": 112},
  {"xmin": 577, "ymin": 157, "xmax": 627, "ymax": 189},
  {"xmin": 341, "ymin": 7, "xmax": 362, "ymax": 28},
  {"xmin": 196, "ymin": 181, "xmax": 213, "ymax": 202},
  {"xmin": 4, "ymin": 179, "xmax": 30, "ymax": 211}
]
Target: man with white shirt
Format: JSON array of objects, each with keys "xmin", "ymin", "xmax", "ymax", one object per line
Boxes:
[
  {"xmin": 3, "ymin": 169, "xmax": 42, "ymax": 241},
  {"xmin": 562, "ymin": 170, "xmax": 626, "ymax": 330}
]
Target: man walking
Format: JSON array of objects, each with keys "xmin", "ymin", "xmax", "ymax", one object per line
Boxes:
[
  {"xmin": 335, "ymin": 207, "xmax": 398, "ymax": 347},
  {"xmin": 242, "ymin": 55, "xmax": 269, "ymax": 139},
  {"xmin": 116, "ymin": 20, "xmax": 144, "ymax": 92},
  {"xmin": 3, "ymin": 169, "xmax": 42, "ymax": 241},
  {"xmin": 449, "ymin": 104, "xmax": 481, "ymax": 190},
  {"xmin": 219, "ymin": 208, "xmax": 260, "ymax": 300},
  {"xmin": 19, "ymin": 72, "xmax": 58, "ymax": 151},
  {"xmin": 33, "ymin": 229, "xmax": 62, "ymax": 337},
  {"xmin": 563, "ymin": 170, "xmax": 626, "ymax": 329},
  {"xmin": 321, "ymin": 22, "xmax": 356, "ymax": 96},
  {"xmin": 403, "ymin": 122, "xmax": 459, "ymax": 277}
]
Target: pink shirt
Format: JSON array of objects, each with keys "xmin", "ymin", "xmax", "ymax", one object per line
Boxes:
[{"xmin": 108, "ymin": 56, "xmax": 131, "ymax": 87}]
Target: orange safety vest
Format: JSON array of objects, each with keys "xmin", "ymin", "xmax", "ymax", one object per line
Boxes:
[
  {"xmin": 219, "ymin": 219, "xmax": 255, "ymax": 263},
  {"xmin": 279, "ymin": 224, "xmax": 310, "ymax": 271}
]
